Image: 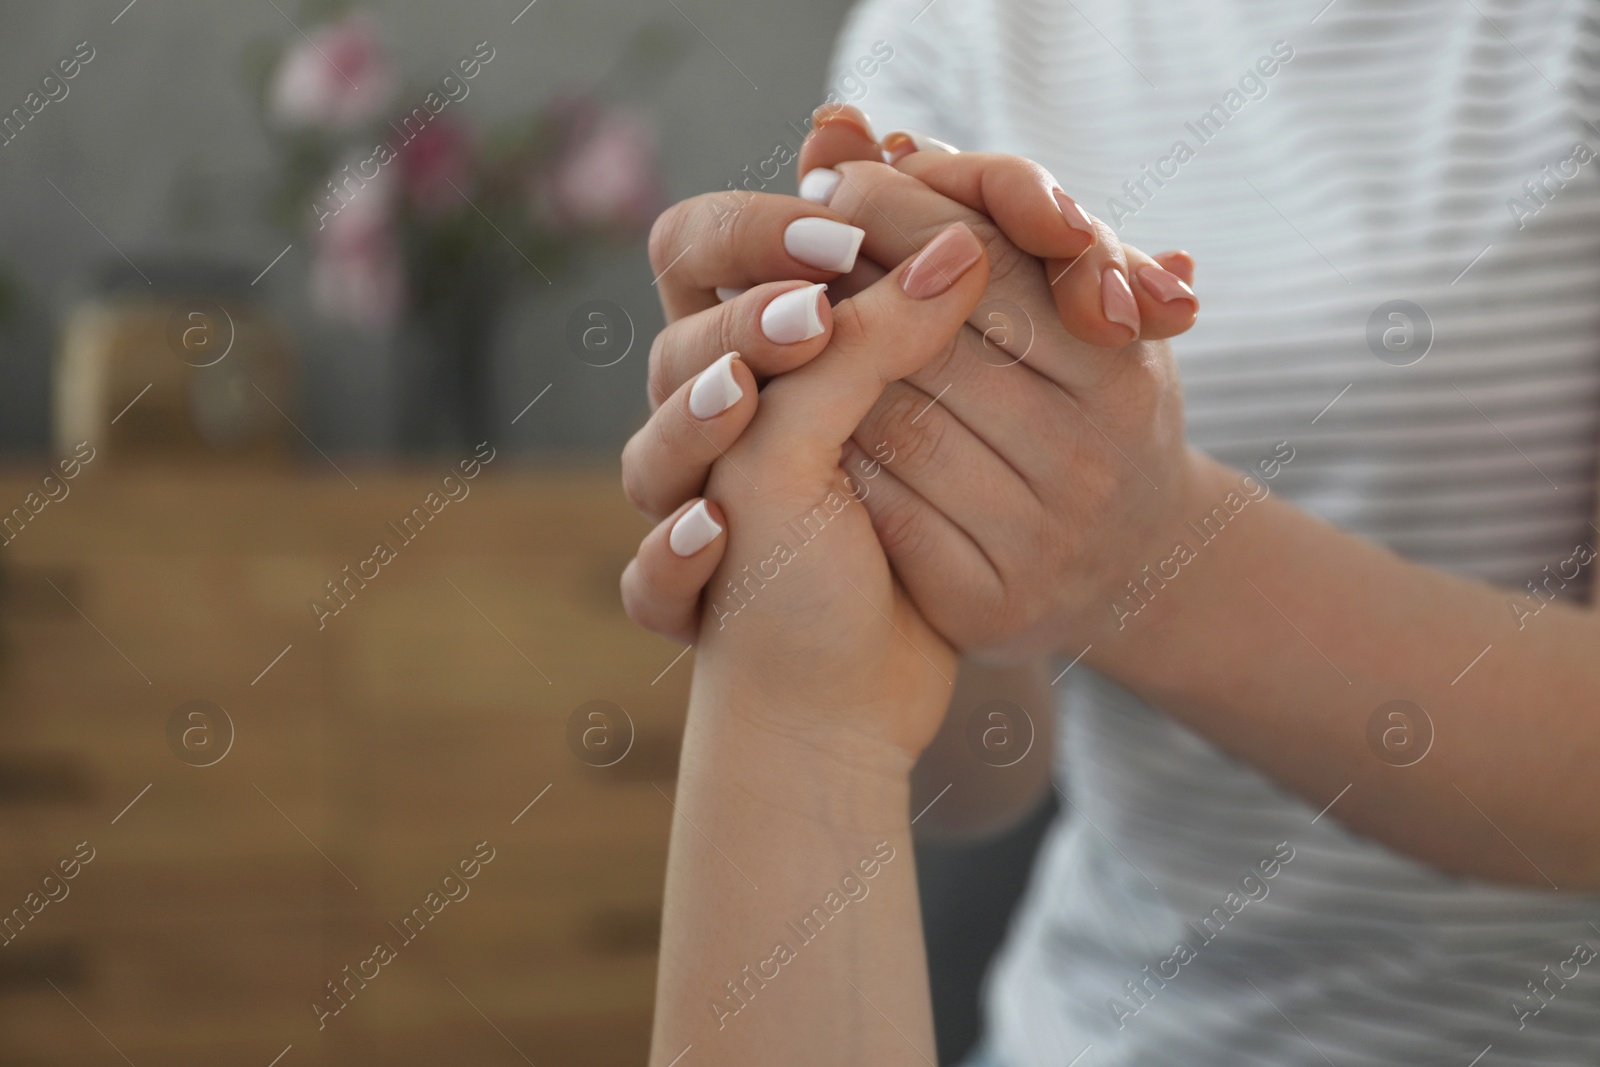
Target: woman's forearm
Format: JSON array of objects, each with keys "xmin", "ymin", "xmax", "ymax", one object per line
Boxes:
[
  {"xmin": 1094, "ymin": 453, "xmax": 1600, "ymax": 888},
  {"xmin": 649, "ymin": 680, "xmax": 935, "ymax": 1067}
]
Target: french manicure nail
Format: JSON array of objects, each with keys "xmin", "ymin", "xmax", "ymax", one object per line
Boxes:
[
  {"xmin": 883, "ymin": 129, "xmax": 959, "ymax": 164},
  {"xmin": 1102, "ymin": 268, "xmax": 1141, "ymax": 335},
  {"xmin": 669, "ymin": 500, "xmax": 723, "ymax": 557},
  {"xmin": 799, "ymin": 167, "xmax": 843, "ymax": 205},
  {"xmin": 1052, "ymin": 189, "xmax": 1097, "ymax": 237},
  {"xmin": 715, "ymin": 286, "xmax": 747, "ymax": 303},
  {"xmin": 1136, "ymin": 264, "xmax": 1197, "ymax": 306},
  {"xmin": 784, "ymin": 217, "xmax": 865, "ymax": 273},
  {"xmin": 689, "ymin": 352, "xmax": 743, "ymax": 419},
  {"xmin": 762, "ymin": 283, "xmax": 829, "ymax": 344},
  {"xmin": 901, "ymin": 223, "xmax": 983, "ymax": 300}
]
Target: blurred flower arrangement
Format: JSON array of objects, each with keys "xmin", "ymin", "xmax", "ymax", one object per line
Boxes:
[{"xmin": 247, "ymin": 3, "xmax": 676, "ymax": 445}]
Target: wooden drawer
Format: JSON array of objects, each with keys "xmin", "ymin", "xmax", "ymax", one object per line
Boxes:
[{"xmin": 0, "ymin": 464, "xmax": 673, "ymax": 1067}]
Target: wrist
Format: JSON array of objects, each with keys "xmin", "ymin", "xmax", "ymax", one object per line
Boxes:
[
  {"xmin": 681, "ymin": 674, "xmax": 917, "ymax": 832},
  {"xmin": 688, "ymin": 663, "xmax": 918, "ymax": 769},
  {"xmin": 1085, "ymin": 449, "xmax": 1255, "ymax": 676},
  {"xmin": 688, "ymin": 619, "xmax": 952, "ymax": 768},
  {"xmin": 687, "ymin": 667, "xmax": 923, "ymax": 784}
]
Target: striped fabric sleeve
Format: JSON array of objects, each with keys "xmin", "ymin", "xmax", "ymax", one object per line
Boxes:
[{"xmin": 825, "ymin": 0, "xmax": 978, "ymax": 149}]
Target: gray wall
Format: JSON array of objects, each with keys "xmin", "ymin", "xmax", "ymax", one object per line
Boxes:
[{"xmin": 0, "ymin": 0, "xmax": 859, "ymax": 453}]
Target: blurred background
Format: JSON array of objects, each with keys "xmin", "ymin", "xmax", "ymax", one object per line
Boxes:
[
  {"xmin": 0, "ymin": 2, "xmax": 1049, "ymax": 1064},
  {"xmin": 0, "ymin": 0, "xmax": 868, "ymax": 454}
]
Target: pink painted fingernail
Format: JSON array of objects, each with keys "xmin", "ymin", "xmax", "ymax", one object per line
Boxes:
[
  {"xmin": 900, "ymin": 223, "xmax": 983, "ymax": 300},
  {"xmin": 882, "ymin": 129, "xmax": 959, "ymax": 165},
  {"xmin": 1052, "ymin": 189, "xmax": 1097, "ymax": 237},
  {"xmin": 811, "ymin": 104, "xmax": 876, "ymax": 142},
  {"xmin": 1101, "ymin": 268, "xmax": 1140, "ymax": 335},
  {"xmin": 1136, "ymin": 264, "xmax": 1197, "ymax": 307}
]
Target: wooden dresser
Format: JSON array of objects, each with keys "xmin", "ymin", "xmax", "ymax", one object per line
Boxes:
[{"xmin": 0, "ymin": 461, "xmax": 684, "ymax": 1066}]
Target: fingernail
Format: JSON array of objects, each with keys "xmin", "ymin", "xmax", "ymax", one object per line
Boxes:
[
  {"xmin": 1101, "ymin": 268, "xmax": 1141, "ymax": 335},
  {"xmin": 812, "ymin": 103, "xmax": 876, "ymax": 141},
  {"xmin": 799, "ymin": 167, "xmax": 843, "ymax": 205},
  {"xmin": 1052, "ymin": 189, "xmax": 1097, "ymax": 237},
  {"xmin": 762, "ymin": 283, "xmax": 829, "ymax": 343},
  {"xmin": 883, "ymin": 129, "xmax": 959, "ymax": 164},
  {"xmin": 1136, "ymin": 264, "xmax": 1197, "ymax": 307},
  {"xmin": 901, "ymin": 223, "xmax": 983, "ymax": 300},
  {"xmin": 689, "ymin": 352, "xmax": 743, "ymax": 419},
  {"xmin": 784, "ymin": 217, "xmax": 865, "ymax": 273},
  {"xmin": 669, "ymin": 500, "xmax": 723, "ymax": 557},
  {"xmin": 715, "ymin": 286, "xmax": 746, "ymax": 303},
  {"xmin": 1161, "ymin": 251, "xmax": 1196, "ymax": 286}
]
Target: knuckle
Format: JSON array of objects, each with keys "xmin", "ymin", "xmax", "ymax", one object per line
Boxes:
[
  {"xmin": 1091, "ymin": 215, "xmax": 1122, "ymax": 253},
  {"xmin": 871, "ymin": 495, "xmax": 930, "ymax": 562},
  {"xmin": 827, "ymin": 295, "xmax": 869, "ymax": 351},
  {"xmin": 649, "ymin": 312, "xmax": 720, "ymax": 407},
  {"xmin": 620, "ymin": 439, "xmax": 655, "ymax": 517},
  {"xmin": 647, "ymin": 203, "xmax": 688, "ymax": 277},
  {"xmin": 650, "ymin": 191, "xmax": 743, "ymax": 279},
  {"xmin": 620, "ymin": 557, "xmax": 650, "ymax": 621},
  {"xmin": 710, "ymin": 301, "xmax": 740, "ymax": 365},
  {"xmin": 621, "ymin": 417, "xmax": 683, "ymax": 521},
  {"xmin": 1104, "ymin": 342, "xmax": 1168, "ymax": 417},
  {"xmin": 620, "ymin": 568, "xmax": 662, "ymax": 635},
  {"xmin": 716, "ymin": 189, "xmax": 754, "ymax": 255},
  {"xmin": 840, "ymin": 439, "xmax": 876, "ymax": 485},
  {"xmin": 830, "ymin": 160, "xmax": 897, "ymax": 224},
  {"xmin": 988, "ymin": 152, "xmax": 1055, "ymax": 195},
  {"xmin": 621, "ymin": 552, "xmax": 675, "ymax": 635},
  {"xmin": 1024, "ymin": 507, "xmax": 1067, "ymax": 581},
  {"xmin": 968, "ymin": 216, "xmax": 1029, "ymax": 288},
  {"xmin": 650, "ymin": 396, "xmax": 682, "ymax": 461},
  {"xmin": 647, "ymin": 330, "xmax": 670, "ymax": 404},
  {"xmin": 924, "ymin": 330, "xmax": 963, "ymax": 379},
  {"xmin": 1015, "ymin": 156, "xmax": 1058, "ymax": 188},
  {"xmin": 874, "ymin": 387, "xmax": 949, "ymax": 474}
]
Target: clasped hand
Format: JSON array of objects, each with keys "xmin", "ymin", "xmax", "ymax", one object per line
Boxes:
[{"xmin": 621, "ymin": 106, "xmax": 1207, "ymax": 758}]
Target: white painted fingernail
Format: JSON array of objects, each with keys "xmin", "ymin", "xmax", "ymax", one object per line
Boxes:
[
  {"xmin": 669, "ymin": 500, "xmax": 723, "ymax": 557},
  {"xmin": 761, "ymin": 283, "xmax": 828, "ymax": 344},
  {"xmin": 715, "ymin": 286, "xmax": 746, "ymax": 303},
  {"xmin": 689, "ymin": 352, "xmax": 743, "ymax": 419},
  {"xmin": 799, "ymin": 167, "xmax": 843, "ymax": 205},
  {"xmin": 784, "ymin": 217, "xmax": 865, "ymax": 273}
]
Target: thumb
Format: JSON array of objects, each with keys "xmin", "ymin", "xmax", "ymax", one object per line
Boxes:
[{"xmin": 756, "ymin": 221, "xmax": 989, "ymax": 454}]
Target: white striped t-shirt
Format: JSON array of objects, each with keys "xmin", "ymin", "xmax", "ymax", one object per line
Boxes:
[{"xmin": 829, "ymin": 1, "xmax": 1600, "ymax": 1064}]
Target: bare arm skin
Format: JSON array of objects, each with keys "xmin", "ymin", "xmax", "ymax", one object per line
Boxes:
[
  {"xmin": 1090, "ymin": 453, "xmax": 1600, "ymax": 890},
  {"xmin": 648, "ymin": 698, "xmax": 934, "ymax": 1067}
]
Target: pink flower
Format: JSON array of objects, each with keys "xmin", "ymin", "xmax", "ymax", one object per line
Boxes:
[
  {"xmin": 398, "ymin": 117, "xmax": 474, "ymax": 218},
  {"xmin": 310, "ymin": 154, "xmax": 404, "ymax": 332},
  {"xmin": 547, "ymin": 107, "xmax": 660, "ymax": 231},
  {"xmin": 269, "ymin": 12, "xmax": 396, "ymax": 130}
]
